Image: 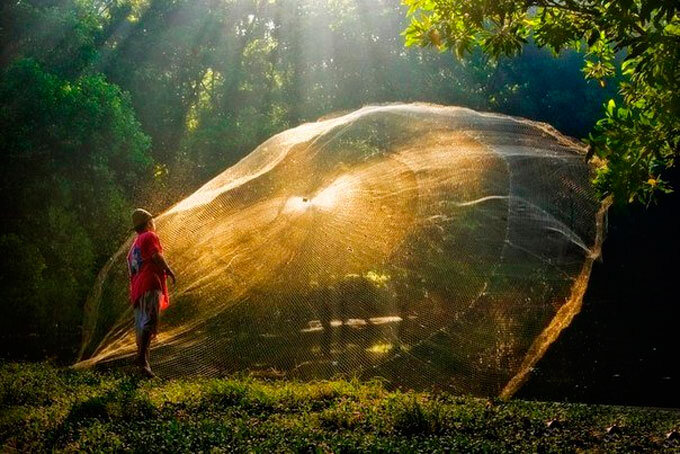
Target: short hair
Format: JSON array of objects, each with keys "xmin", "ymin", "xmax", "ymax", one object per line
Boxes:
[{"xmin": 134, "ymin": 220, "xmax": 150, "ymax": 234}]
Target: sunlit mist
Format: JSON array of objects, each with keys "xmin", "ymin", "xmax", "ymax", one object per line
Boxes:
[{"xmin": 78, "ymin": 104, "xmax": 606, "ymax": 398}]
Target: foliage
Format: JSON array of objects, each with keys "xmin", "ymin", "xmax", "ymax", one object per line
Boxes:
[
  {"xmin": 404, "ymin": 0, "xmax": 680, "ymax": 204},
  {"xmin": 0, "ymin": 58, "xmax": 151, "ymax": 353},
  {"xmin": 0, "ymin": 0, "xmax": 104, "ymax": 76},
  {"xmin": 1, "ymin": 363, "xmax": 679, "ymax": 452},
  {"xmin": 100, "ymin": 0, "xmax": 615, "ymax": 204},
  {"xmin": 1, "ymin": 0, "xmax": 619, "ymax": 359}
]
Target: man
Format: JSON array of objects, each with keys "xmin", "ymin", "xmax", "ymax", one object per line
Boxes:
[{"xmin": 127, "ymin": 208, "xmax": 176, "ymax": 378}]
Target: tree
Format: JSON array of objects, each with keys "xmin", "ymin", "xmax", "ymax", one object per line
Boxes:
[
  {"xmin": 0, "ymin": 58, "xmax": 151, "ymax": 355},
  {"xmin": 404, "ymin": 0, "xmax": 680, "ymax": 204},
  {"xmin": 0, "ymin": 0, "xmax": 622, "ymax": 360}
]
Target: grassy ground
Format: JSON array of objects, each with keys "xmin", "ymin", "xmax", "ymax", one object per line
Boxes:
[{"xmin": 1, "ymin": 363, "xmax": 679, "ymax": 453}]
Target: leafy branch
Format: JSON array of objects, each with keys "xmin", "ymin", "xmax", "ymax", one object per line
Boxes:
[{"xmin": 404, "ymin": 0, "xmax": 680, "ymax": 205}]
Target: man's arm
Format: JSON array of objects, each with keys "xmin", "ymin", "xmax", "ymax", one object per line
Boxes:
[{"xmin": 152, "ymin": 252, "xmax": 176, "ymax": 285}]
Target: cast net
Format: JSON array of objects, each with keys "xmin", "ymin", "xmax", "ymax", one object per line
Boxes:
[{"xmin": 76, "ymin": 103, "xmax": 608, "ymax": 397}]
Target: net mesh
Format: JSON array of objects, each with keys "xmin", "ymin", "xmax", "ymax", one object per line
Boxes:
[{"xmin": 76, "ymin": 104, "xmax": 608, "ymax": 397}]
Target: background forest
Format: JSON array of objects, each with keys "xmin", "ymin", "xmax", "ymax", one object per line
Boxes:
[{"xmin": 1, "ymin": 0, "xmax": 618, "ymax": 361}]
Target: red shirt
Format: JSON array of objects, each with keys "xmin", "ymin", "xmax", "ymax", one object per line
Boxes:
[{"xmin": 127, "ymin": 231, "xmax": 169, "ymax": 310}]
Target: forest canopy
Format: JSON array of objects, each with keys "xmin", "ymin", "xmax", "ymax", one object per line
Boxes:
[
  {"xmin": 403, "ymin": 0, "xmax": 680, "ymax": 205},
  {"xmin": 0, "ymin": 0, "xmax": 635, "ymax": 359}
]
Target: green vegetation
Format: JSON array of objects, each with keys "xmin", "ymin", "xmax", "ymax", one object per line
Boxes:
[
  {"xmin": 404, "ymin": 0, "xmax": 680, "ymax": 204},
  {"xmin": 1, "ymin": 363, "xmax": 679, "ymax": 452},
  {"xmin": 1, "ymin": 0, "xmax": 620, "ymax": 361},
  {"xmin": 0, "ymin": 59, "xmax": 151, "ymax": 350}
]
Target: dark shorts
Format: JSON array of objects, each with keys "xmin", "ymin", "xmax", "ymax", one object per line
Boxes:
[{"xmin": 134, "ymin": 290, "xmax": 161, "ymax": 337}]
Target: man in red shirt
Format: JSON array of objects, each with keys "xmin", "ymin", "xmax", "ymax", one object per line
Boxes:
[{"xmin": 127, "ymin": 208, "xmax": 176, "ymax": 378}]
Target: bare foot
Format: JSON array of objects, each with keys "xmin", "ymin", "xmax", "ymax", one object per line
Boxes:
[{"xmin": 139, "ymin": 366, "xmax": 157, "ymax": 379}]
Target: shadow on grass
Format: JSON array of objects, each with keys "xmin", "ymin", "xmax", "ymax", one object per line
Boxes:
[{"xmin": 47, "ymin": 375, "xmax": 157, "ymax": 448}]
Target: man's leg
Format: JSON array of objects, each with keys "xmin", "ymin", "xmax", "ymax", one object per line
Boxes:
[
  {"xmin": 134, "ymin": 302, "xmax": 145, "ymax": 367},
  {"xmin": 139, "ymin": 328, "xmax": 154, "ymax": 376},
  {"xmin": 137, "ymin": 290, "xmax": 160, "ymax": 377}
]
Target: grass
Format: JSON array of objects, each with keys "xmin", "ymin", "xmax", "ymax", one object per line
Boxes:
[{"xmin": 1, "ymin": 363, "xmax": 679, "ymax": 453}]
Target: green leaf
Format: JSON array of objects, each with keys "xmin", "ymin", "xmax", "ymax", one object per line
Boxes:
[{"xmin": 607, "ymin": 99, "xmax": 616, "ymax": 116}]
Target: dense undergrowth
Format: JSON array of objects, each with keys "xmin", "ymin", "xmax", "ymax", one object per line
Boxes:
[{"xmin": 1, "ymin": 363, "xmax": 678, "ymax": 453}]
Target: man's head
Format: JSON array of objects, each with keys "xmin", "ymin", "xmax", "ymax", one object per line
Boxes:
[{"xmin": 131, "ymin": 208, "xmax": 156, "ymax": 233}]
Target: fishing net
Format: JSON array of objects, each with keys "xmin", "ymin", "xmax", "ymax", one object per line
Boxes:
[{"xmin": 76, "ymin": 104, "xmax": 608, "ymax": 397}]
